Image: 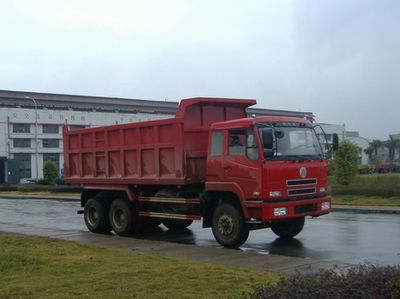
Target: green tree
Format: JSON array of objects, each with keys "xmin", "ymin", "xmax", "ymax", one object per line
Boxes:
[
  {"xmin": 333, "ymin": 141, "xmax": 359, "ymax": 185},
  {"xmin": 364, "ymin": 146, "xmax": 374, "ymax": 163},
  {"xmin": 395, "ymin": 140, "xmax": 400, "ymax": 162},
  {"xmin": 43, "ymin": 160, "xmax": 58, "ymax": 185},
  {"xmin": 384, "ymin": 139, "xmax": 397, "ymax": 162}
]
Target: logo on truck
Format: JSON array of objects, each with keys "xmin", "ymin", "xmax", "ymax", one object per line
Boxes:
[{"xmin": 299, "ymin": 167, "xmax": 307, "ymax": 178}]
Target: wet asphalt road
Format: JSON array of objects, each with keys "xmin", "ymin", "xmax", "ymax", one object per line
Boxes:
[{"xmin": 0, "ymin": 197, "xmax": 399, "ymax": 266}]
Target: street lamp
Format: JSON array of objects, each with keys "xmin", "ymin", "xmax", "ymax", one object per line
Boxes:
[{"xmin": 25, "ymin": 96, "xmax": 39, "ymax": 181}]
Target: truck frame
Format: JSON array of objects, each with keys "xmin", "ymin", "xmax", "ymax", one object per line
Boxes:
[{"xmin": 63, "ymin": 97, "xmax": 334, "ymax": 248}]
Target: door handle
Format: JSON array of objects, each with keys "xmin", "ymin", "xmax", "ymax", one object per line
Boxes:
[{"xmin": 224, "ymin": 166, "xmax": 232, "ymax": 171}]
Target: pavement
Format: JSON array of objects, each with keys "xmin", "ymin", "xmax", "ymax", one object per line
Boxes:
[{"xmin": 0, "ymin": 193, "xmax": 399, "ymax": 275}]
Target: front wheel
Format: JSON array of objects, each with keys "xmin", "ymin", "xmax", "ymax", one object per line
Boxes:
[
  {"xmin": 271, "ymin": 217, "xmax": 305, "ymax": 239},
  {"xmin": 212, "ymin": 203, "xmax": 249, "ymax": 248}
]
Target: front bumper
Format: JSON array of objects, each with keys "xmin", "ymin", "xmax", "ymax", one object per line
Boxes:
[{"xmin": 246, "ymin": 196, "xmax": 331, "ymax": 221}]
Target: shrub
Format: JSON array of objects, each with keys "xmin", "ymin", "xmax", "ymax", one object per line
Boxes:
[
  {"xmin": 252, "ymin": 264, "xmax": 400, "ymax": 299},
  {"xmin": 54, "ymin": 177, "xmax": 65, "ymax": 185},
  {"xmin": 358, "ymin": 164, "xmax": 373, "ymax": 175},
  {"xmin": 50, "ymin": 185, "xmax": 82, "ymax": 193},
  {"xmin": 37, "ymin": 178, "xmax": 48, "ymax": 185},
  {"xmin": 326, "ymin": 160, "xmax": 335, "ymax": 176},
  {"xmin": 330, "ymin": 174, "xmax": 400, "ymax": 197},
  {"xmin": 43, "ymin": 161, "xmax": 58, "ymax": 185},
  {"xmin": 17, "ymin": 184, "xmax": 52, "ymax": 193},
  {"xmin": 0, "ymin": 184, "xmax": 18, "ymax": 191},
  {"xmin": 333, "ymin": 141, "xmax": 359, "ymax": 185}
]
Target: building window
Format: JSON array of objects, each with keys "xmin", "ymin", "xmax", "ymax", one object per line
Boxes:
[
  {"xmin": 43, "ymin": 153, "xmax": 60, "ymax": 174},
  {"xmin": 69, "ymin": 125, "xmax": 86, "ymax": 131},
  {"xmin": 42, "ymin": 124, "xmax": 59, "ymax": 134},
  {"xmin": 13, "ymin": 138, "xmax": 31, "ymax": 148},
  {"xmin": 43, "ymin": 139, "xmax": 59, "ymax": 148},
  {"xmin": 14, "ymin": 153, "xmax": 31, "ymax": 178},
  {"xmin": 13, "ymin": 124, "xmax": 30, "ymax": 133}
]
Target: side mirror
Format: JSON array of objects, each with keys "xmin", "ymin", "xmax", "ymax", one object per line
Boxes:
[
  {"xmin": 261, "ymin": 128, "xmax": 274, "ymax": 158},
  {"xmin": 263, "ymin": 148, "xmax": 274, "ymax": 158},
  {"xmin": 332, "ymin": 133, "xmax": 339, "ymax": 151}
]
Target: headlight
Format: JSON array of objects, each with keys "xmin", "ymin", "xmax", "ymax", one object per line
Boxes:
[
  {"xmin": 319, "ymin": 187, "xmax": 326, "ymax": 193},
  {"xmin": 269, "ymin": 191, "xmax": 282, "ymax": 197},
  {"xmin": 274, "ymin": 207, "xmax": 288, "ymax": 216},
  {"xmin": 321, "ymin": 202, "xmax": 330, "ymax": 210}
]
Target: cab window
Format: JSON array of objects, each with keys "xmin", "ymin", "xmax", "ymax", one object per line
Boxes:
[
  {"xmin": 229, "ymin": 129, "xmax": 259, "ymax": 160},
  {"xmin": 229, "ymin": 130, "xmax": 246, "ymax": 156},
  {"xmin": 210, "ymin": 131, "xmax": 223, "ymax": 156}
]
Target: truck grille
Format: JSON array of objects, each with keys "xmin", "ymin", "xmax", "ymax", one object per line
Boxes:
[
  {"xmin": 288, "ymin": 188, "xmax": 316, "ymax": 196},
  {"xmin": 287, "ymin": 178, "xmax": 317, "ymax": 186},
  {"xmin": 295, "ymin": 203, "xmax": 318, "ymax": 214}
]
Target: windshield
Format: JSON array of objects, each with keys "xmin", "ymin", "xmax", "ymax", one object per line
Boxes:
[{"xmin": 259, "ymin": 124, "xmax": 323, "ymax": 159}]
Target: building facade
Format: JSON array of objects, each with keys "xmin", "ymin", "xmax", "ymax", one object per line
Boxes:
[{"xmin": 0, "ymin": 90, "xmax": 315, "ymax": 183}]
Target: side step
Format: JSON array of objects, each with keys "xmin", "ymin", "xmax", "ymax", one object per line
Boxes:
[{"xmin": 138, "ymin": 211, "xmax": 201, "ymax": 221}]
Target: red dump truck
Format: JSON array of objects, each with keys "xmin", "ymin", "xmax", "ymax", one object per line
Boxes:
[{"xmin": 63, "ymin": 97, "xmax": 336, "ymax": 248}]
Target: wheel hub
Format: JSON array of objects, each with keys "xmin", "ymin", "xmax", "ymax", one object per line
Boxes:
[
  {"xmin": 113, "ymin": 208, "xmax": 126, "ymax": 230},
  {"xmin": 87, "ymin": 207, "xmax": 98, "ymax": 226},
  {"xmin": 218, "ymin": 214, "xmax": 234, "ymax": 236}
]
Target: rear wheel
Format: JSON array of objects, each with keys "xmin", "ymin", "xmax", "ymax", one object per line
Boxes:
[
  {"xmin": 84, "ymin": 198, "xmax": 111, "ymax": 234},
  {"xmin": 211, "ymin": 203, "xmax": 249, "ymax": 248},
  {"xmin": 109, "ymin": 199, "xmax": 139, "ymax": 236},
  {"xmin": 271, "ymin": 217, "xmax": 305, "ymax": 239}
]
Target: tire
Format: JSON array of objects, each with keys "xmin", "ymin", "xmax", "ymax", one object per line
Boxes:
[
  {"xmin": 163, "ymin": 219, "xmax": 193, "ymax": 230},
  {"xmin": 109, "ymin": 199, "xmax": 139, "ymax": 236},
  {"xmin": 84, "ymin": 198, "xmax": 111, "ymax": 234},
  {"xmin": 271, "ymin": 217, "xmax": 305, "ymax": 239},
  {"xmin": 211, "ymin": 203, "xmax": 249, "ymax": 248}
]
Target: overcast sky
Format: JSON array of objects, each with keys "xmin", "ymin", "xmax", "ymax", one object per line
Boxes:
[{"xmin": 0, "ymin": 0, "xmax": 399, "ymax": 140}]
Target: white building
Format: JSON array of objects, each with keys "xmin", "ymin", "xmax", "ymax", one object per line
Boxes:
[{"xmin": 1, "ymin": 90, "xmax": 315, "ymax": 184}]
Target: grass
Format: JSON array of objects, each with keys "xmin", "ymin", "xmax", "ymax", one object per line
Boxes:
[
  {"xmin": 0, "ymin": 232, "xmax": 277, "ymax": 298},
  {"xmin": 332, "ymin": 195, "xmax": 400, "ymax": 207},
  {"xmin": 329, "ymin": 174, "xmax": 400, "ymax": 206}
]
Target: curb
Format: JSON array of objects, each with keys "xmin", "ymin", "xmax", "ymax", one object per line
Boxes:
[
  {"xmin": 332, "ymin": 205, "xmax": 400, "ymax": 215},
  {"xmin": 0, "ymin": 194, "xmax": 79, "ymax": 201}
]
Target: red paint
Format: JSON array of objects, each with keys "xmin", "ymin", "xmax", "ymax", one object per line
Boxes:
[{"xmin": 63, "ymin": 97, "xmax": 330, "ymax": 223}]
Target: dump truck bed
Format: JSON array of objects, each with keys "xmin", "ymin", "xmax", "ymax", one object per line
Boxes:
[{"xmin": 63, "ymin": 97, "xmax": 256, "ymax": 186}]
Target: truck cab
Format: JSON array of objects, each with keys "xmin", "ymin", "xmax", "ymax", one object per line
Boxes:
[{"xmin": 205, "ymin": 116, "xmax": 332, "ymax": 247}]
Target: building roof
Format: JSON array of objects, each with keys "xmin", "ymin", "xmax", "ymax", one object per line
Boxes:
[
  {"xmin": 0, "ymin": 89, "xmax": 178, "ymax": 114},
  {"xmin": 390, "ymin": 133, "xmax": 400, "ymax": 140},
  {"xmin": 0, "ymin": 89, "xmax": 315, "ymax": 121}
]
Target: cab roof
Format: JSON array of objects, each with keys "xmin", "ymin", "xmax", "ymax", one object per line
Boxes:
[{"xmin": 210, "ymin": 116, "xmax": 312, "ymax": 130}]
